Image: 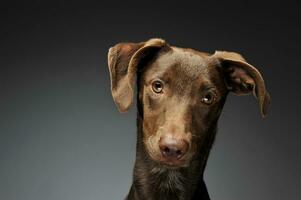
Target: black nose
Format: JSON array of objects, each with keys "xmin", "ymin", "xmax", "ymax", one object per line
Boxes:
[{"xmin": 159, "ymin": 136, "xmax": 188, "ymax": 160}]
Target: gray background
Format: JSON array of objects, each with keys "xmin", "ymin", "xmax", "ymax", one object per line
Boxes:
[{"xmin": 0, "ymin": 1, "xmax": 300, "ymax": 200}]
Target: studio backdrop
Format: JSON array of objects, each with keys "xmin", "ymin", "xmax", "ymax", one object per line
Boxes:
[{"xmin": 0, "ymin": 1, "xmax": 300, "ymax": 200}]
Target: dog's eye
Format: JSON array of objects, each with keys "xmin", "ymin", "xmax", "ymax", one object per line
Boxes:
[
  {"xmin": 151, "ymin": 80, "xmax": 164, "ymax": 93},
  {"xmin": 201, "ymin": 91, "xmax": 216, "ymax": 105}
]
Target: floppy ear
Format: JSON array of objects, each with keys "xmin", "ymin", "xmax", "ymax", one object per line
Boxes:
[
  {"xmin": 108, "ymin": 38, "xmax": 167, "ymax": 112},
  {"xmin": 213, "ymin": 51, "xmax": 270, "ymax": 118}
]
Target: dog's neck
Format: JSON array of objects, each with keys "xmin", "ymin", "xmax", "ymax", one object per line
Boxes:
[{"xmin": 126, "ymin": 114, "xmax": 216, "ymax": 200}]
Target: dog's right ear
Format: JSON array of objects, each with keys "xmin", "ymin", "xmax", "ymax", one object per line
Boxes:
[{"xmin": 108, "ymin": 38, "xmax": 167, "ymax": 112}]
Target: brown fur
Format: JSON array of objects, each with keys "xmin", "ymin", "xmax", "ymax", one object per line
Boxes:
[{"xmin": 107, "ymin": 38, "xmax": 270, "ymax": 200}]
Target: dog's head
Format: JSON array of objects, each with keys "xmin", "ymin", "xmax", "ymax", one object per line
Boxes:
[{"xmin": 108, "ymin": 38, "xmax": 270, "ymax": 168}]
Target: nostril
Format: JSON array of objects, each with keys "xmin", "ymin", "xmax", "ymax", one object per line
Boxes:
[
  {"xmin": 160, "ymin": 145, "xmax": 184, "ymax": 159},
  {"xmin": 176, "ymin": 150, "xmax": 182, "ymax": 156},
  {"xmin": 163, "ymin": 147, "xmax": 170, "ymax": 155}
]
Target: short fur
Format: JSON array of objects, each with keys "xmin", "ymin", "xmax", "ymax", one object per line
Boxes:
[{"xmin": 107, "ymin": 38, "xmax": 270, "ymax": 200}]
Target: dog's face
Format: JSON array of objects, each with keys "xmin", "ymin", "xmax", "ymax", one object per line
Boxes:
[
  {"xmin": 108, "ymin": 38, "xmax": 270, "ymax": 168},
  {"xmin": 138, "ymin": 48, "xmax": 229, "ymax": 167}
]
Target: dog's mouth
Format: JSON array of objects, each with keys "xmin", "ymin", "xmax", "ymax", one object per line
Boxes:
[
  {"xmin": 159, "ymin": 159, "xmax": 189, "ymax": 168},
  {"xmin": 146, "ymin": 147, "xmax": 190, "ymax": 168}
]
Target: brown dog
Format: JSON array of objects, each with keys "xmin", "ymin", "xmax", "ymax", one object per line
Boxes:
[{"xmin": 107, "ymin": 38, "xmax": 270, "ymax": 200}]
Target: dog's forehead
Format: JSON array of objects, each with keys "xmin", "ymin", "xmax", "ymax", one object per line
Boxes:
[{"xmin": 144, "ymin": 47, "xmax": 215, "ymax": 83}]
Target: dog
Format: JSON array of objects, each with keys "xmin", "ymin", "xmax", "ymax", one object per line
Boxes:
[{"xmin": 107, "ymin": 38, "xmax": 270, "ymax": 200}]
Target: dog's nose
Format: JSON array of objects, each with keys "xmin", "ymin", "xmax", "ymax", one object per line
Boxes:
[{"xmin": 159, "ymin": 136, "xmax": 188, "ymax": 160}]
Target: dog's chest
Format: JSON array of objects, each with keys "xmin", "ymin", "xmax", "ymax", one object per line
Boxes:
[{"xmin": 149, "ymin": 167, "xmax": 187, "ymax": 199}]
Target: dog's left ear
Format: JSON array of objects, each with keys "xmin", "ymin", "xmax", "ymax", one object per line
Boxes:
[
  {"xmin": 108, "ymin": 38, "xmax": 168, "ymax": 112},
  {"xmin": 213, "ymin": 51, "xmax": 270, "ymax": 118}
]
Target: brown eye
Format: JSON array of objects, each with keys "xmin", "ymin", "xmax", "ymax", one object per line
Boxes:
[
  {"xmin": 151, "ymin": 80, "xmax": 164, "ymax": 93},
  {"xmin": 201, "ymin": 92, "xmax": 216, "ymax": 105}
]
